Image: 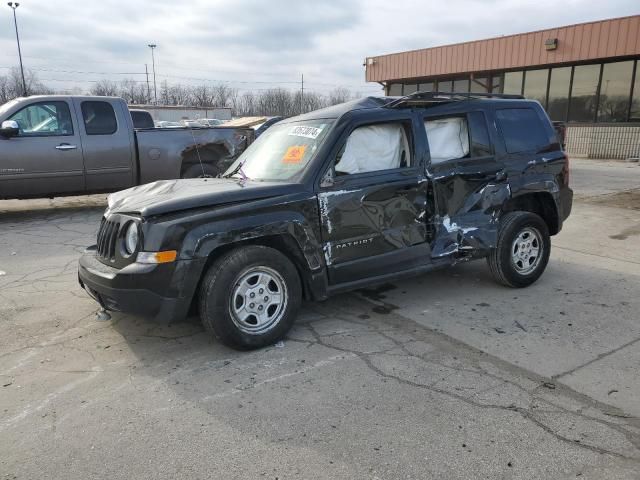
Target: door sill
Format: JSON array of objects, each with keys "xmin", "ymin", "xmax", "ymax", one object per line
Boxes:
[{"xmin": 327, "ymin": 258, "xmax": 451, "ymax": 296}]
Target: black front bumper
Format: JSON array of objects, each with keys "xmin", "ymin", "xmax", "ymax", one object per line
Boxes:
[{"xmin": 78, "ymin": 247, "xmax": 206, "ymax": 324}]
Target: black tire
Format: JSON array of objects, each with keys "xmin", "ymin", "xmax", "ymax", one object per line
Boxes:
[
  {"xmin": 181, "ymin": 163, "xmax": 219, "ymax": 179},
  {"xmin": 199, "ymin": 245, "xmax": 302, "ymax": 350},
  {"xmin": 487, "ymin": 211, "xmax": 551, "ymax": 288}
]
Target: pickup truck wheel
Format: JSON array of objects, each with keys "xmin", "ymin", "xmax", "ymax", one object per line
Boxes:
[
  {"xmin": 199, "ymin": 245, "xmax": 302, "ymax": 350},
  {"xmin": 487, "ymin": 211, "xmax": 550, "ymax": 288},
  {"xmin": 181, "ymin": 164, "xmax": 218, "ymax": 178}
]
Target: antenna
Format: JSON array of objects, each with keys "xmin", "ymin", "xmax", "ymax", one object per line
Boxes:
[
  {"xmin": 187, "ymin": 124, "xmax": 207, "ymax": 178},
  {"xmin": 300, "ymin": 73, "xmax": 304, "ymax": 114}
]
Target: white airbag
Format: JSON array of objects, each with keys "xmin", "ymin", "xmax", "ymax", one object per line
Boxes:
[
  {"xmin": 425, "ymin": 117, "xmax": 469, "ymax": 164},
  {"xmin": 335, "ymin": 124, "xmax": 403, "ymax": 174}
]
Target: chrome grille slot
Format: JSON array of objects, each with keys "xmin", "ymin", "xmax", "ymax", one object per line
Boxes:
[{"xmin": 96, "ymin": 218, "xmax": 120, "ymax": 261}]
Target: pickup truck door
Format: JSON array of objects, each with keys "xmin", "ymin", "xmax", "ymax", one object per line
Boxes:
[
  {"xmin": 318, "ymin": 117, "xmax": 429, "ymax": 285},
  {"xmin": 0, "ymin": 99, "xmax": 84, "ymax": 198},
  {"xmin": 424, "ymin": 111, "xmax": 508, "ymax": 258},
  {"xmin": 71, "ymin": 98, "xmax": 135, "ymax": 192}
]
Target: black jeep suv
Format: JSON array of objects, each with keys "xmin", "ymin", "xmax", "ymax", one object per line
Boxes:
[{"xmin": 79, "ymin": 92, "xmax": 573, "ymax": 350}]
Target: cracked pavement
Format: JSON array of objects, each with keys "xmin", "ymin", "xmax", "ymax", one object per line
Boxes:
[{"xmin": 1, "ymin": 159, "xmax": 640, "ymax": 479}]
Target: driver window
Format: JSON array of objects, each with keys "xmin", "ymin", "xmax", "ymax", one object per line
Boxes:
[
  {"xmin": 8, "ymin": 101, "xmax": 74, "ymax": 137},
  {"xmin": 335, "ymin": 122, "xmax": 411, "ymax": 175}
]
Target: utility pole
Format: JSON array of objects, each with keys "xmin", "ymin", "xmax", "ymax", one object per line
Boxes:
[
  {"xmin": 148, "ymin": 44, "xmax": 158, "ymax": 105},
  {"xmin": 145, "ymin": 64, "xmax": 151, "ymax": 104},
  {"xmin": 7, "ymin": 2, "xmax": 27, "ymax": 96},
  {"xmin": 300, "ymin": 73, "xmax": 304, "ymax": 114}
]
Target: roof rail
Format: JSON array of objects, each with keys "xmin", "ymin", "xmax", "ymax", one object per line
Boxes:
[{"xmin": 384, "ymin": 91, "xmax": 525, "ymax": 108}]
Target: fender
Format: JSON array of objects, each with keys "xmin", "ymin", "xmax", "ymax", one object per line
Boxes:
[
  {"xmin": 171, "ymin": 195, "xmax": 329, "ymax": 305},
  {"xmin": 505, "ymin": 171, "xmax": 564, "ymax": 234}
]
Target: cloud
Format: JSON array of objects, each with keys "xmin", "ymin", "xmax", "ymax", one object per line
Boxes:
[{"xmin": 0, "ymin": 0, "xmax": 638, "ymax": 95}]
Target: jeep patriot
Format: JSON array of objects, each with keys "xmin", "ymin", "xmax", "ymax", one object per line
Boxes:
[{"xmin": 78, "ymin": 92, "xmax": 573, "ymax": 350}]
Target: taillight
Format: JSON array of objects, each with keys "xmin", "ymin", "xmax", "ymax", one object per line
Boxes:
[{"xmin": 562, "ymin": 154, "xmax": 570, "ymax": 187}]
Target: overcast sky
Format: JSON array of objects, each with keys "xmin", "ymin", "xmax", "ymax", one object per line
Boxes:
[{"xmin": 0, "ymin": 0, "xmax": 638, "ymax": 96}]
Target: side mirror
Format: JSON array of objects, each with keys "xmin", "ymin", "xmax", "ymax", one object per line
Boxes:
[{"xmin": 1, "ymin": 120, "xmax": 19, "ymax": 139}]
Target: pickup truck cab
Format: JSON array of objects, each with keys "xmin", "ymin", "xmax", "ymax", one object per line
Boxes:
[
  {"xmin": 0, "ymin": 95, "xmax": 253, "ymax": 199},
  {"xmin": 78, "ymin": 92, "xmax": 573, "ymax": 350}
]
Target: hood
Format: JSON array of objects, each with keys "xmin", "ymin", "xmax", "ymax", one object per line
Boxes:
[{"xmin": 106, "ymin": 178, "xmax": 303, "ymax": 217}]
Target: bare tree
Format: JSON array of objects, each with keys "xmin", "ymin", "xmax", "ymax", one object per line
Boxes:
[
  {"xmin": 91, "ymin": 79, "xmax": 119, "ymax": 97},
  {"xmin": 0, "ymin": 68, "xmax": 51, "ymax": 103},
  {"xmin": 212, "ymin": 84, "xmax": 237, "ymax": 107},
  {"xmin": 328, "ymin": 87, "xmax": 352, "ymax": 105},
  {"xmin": 118, "ymin": 78, "xmax": 148, "ymax": 105},
  {"xmin": 190, "ymin": 85, "xmax": 213, "ymax": 107}
]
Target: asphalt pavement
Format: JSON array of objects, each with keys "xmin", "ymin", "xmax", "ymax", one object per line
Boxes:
[{"xmin": 1, "ymin": 158, "xmax": 639, "ymax": 479}]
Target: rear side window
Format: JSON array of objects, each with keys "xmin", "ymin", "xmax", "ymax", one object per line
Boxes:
[
  {"xmin": 495, "ymin": 108, "xmax": 548, "ymax": 154},
  {"xmin": 424, "ymin": 117, "xmax": 469, "ymax": 164},
  {"xmin": 81, "ymin": 101, "xmax": 117, "ymax": 135},
  {"xmin": 130, "ymin": 110, "xmax": 154, "ymax": 129}
]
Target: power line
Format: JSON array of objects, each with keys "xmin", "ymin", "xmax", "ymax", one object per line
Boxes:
[{"xmin": 0, "ymin": 65, "xmax": 380, "ymax": 90}]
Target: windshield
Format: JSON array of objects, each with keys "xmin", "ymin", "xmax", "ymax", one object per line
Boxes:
[{"xmin": 224, "ymin": 119, "xmax": 333, "ymax": 181}]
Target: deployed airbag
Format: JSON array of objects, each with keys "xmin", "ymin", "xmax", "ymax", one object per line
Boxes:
[
  {"xmin": 335, "ymin": 124, "xmax": 403, "ymax": 174},
  {"xmin": 425, "ymin": 117, "xmax": 469, "ymax": 164}
]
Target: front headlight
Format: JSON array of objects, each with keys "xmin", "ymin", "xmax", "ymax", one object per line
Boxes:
[{"xmin": 124, "ymin": 222, "xmax": 139, "ymax": 255}]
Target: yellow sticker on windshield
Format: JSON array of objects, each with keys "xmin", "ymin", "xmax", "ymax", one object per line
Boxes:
[{"xmin": 282, "ymin": 145, "xmax": 307, "ymax": 164}]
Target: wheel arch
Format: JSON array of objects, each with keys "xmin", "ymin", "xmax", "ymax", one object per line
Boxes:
[
  {"xmin": 502, "ymin": 191, "xmax": 560, "ymax": 235},
  {"xmin": 185, "ymin": 233, "xmax": 323, "ymax": 316}
]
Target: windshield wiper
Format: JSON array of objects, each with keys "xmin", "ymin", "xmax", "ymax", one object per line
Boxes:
[{"xmin": 221, "ymin": 161, "xmax": 249, "ymax": 180}]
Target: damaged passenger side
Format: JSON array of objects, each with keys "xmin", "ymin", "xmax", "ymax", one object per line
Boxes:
[{"xmin": 426, "ymin": 110, "xmax": 509, "ymax": 259}]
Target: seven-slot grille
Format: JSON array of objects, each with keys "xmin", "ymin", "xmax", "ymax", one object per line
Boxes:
[{"xmin": 96, "ymin": 217, "xmax": 120, "ymax": 261}]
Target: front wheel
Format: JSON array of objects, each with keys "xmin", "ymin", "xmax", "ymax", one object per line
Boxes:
[
  {"xmin": 487, "ymin": 211, "xmax": 551, "ymax": 288},
  {"xmin": 199, "ymin": 246, "xmax": 302, "ymax": 350}
]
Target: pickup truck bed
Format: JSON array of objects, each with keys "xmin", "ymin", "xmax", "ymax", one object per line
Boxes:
[{"xmin": 0, "ymin": 95, "xmax": 253, "ymax": 199}]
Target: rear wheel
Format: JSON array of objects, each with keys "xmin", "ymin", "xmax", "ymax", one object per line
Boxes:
[
  {"xmin": 199, "ymin": 246, "xmax": 302, "ymax": 350},
  {"xmin": 487, "ymin": 211, "xmax": 550, "ymax": 288}
]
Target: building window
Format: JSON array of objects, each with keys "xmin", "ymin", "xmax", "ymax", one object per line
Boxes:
[
  {"xmin": 523, "ymin": 69, "xmax": 549, "ymax": 107},
  {"xmin": 569, "ymin": 64, "xmax": 600, "ymax": 123},
  {"xmin": 453, "ymin": 77, "xmax": 469, "ymax": 93},
  {"xmin": 547, "ymin": 66, "xmax": 571, "ymax": 121},
  {"xmin": 420, "ymin": 81, "xmax": 434, "ymax": 92},
  {"xmin": 504, "ymin": 71, "xmax": 523, "ymax": 95},
  {"xmin": 470, "ymin": 76, "xmax": 489, "ymax": 93},
  {"xmin": 631, "ymin": 62, "xmax": 640, "ymax": 121},
  {"xmin": 437, "ymin": 79, "xmax": 453, "ymax": 92},
  {"xmin": 388, "ymin": 84, "xmax": 402, "ymax": 96},
  {"xmin": 404, "ymin": 84, "xmax": 419, "ymax": 95},
  {"xmin": 597, "ymin": 61, "xmax": 634, "ymax": 122},
  {"xmin": 490, "ymin": 74, "xmax": 504, "ymax": 93}
]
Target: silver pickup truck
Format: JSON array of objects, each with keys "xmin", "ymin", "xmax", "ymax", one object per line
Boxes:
[{"xmin": 0, "ymin": 95, "xmax": 254, "ymax": 199}]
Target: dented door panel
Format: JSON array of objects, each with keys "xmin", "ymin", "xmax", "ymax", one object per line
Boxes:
[
  {"xmin": 319, "ymin": 176, "xmax": 429, "ymax": 284},
  {"xmin": 426, "ymin": 157, "xmax": 508, "ymax": 259}
]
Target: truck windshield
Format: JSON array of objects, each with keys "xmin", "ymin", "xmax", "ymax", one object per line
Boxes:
[{"xmin": 224, "ymin": 119, "xmax": 333, "ymax": 181}]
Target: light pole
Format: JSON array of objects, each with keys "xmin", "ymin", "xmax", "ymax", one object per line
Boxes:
[
  {"xmin": 148, "ymin": 44, "xmax": 157, "ymax": 105},
  {"xmin": 7, "ymin": 2, "xmax": 27, "ymax": 96}
]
